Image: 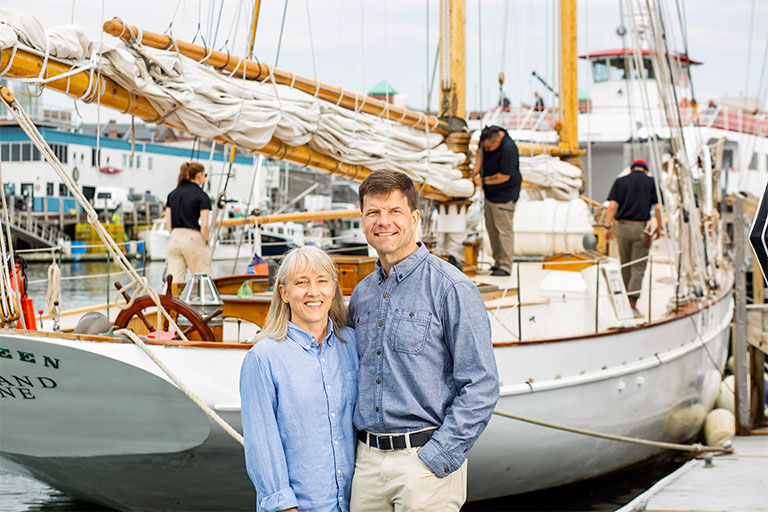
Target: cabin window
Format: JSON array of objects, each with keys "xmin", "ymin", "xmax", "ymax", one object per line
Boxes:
[
  {"xmin": 749, "ymin": 153, "xmax": 758, "ymax": 171},
  {"xmin": 593, "ymin": 60, "xmax": 609, "ymax": 83},
  {"xmin": 0, "ymin": 144, "xmax": 9, "ymax": 161},
  {"xmin": 21, "ymin": 143, "xmax": 31, "ymax": 161},
  {"xmin": 32, "ymin": 146, "xmax": 40, "ymax": 161},
  {"xmin": 722, "ymin": 149, "xmax": 735, "ymax": 170},
  {"xmin": 10, "ymin": 143, "xmax": 20, "ymax": 161},
  {"xmin": 46, "ymin": 182, "xmax": 54, "ymax": 196}
]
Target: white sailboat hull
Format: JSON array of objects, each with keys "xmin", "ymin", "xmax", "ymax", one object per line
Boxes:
[{"xmin": 0, "ymin": 287, "xmax": 732, "ymax": 510}]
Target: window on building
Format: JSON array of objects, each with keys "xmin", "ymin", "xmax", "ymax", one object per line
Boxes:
[
  {"xmin": 11, "ymin": 143, "xmax": 20, "ymax": 161},
  {"xmin": 749, "ymin": 153, "xmax": 758, "ymax": 170},
  {"xmin": 91, "ymin": 148, "xmax": 101, "ymax": 167},
  {"xmin": 46, "ymin": 182, "xmax": 54, "ymax": 196},
  {"xmin": 50, "ymin": 144, "xmax": 68, "ymax": 164},
  {"xmin": 21, "ymin": 143, "xmax": 31, "ymax": 161},
  {"xmin": 32, "ymin": 146, "xmax": 40, "ymax": 161},
  {"xmin": 1, "ymin": 144, "xmax": 9, "ymax": 161},
  {"xmin": 136, "ymin": 155, "xmax": 141, "ymax": 168},
  {"xmin": 148, "ymin": 157, "xmax": 153, "ymax": 170},
  {"xmin": 59, "ymin": 183, "xmax": 69, "ymax": 197}
]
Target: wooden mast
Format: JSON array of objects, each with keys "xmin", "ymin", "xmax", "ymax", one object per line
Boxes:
[
  {"xmin": 0, "ymin": 47, "xmax": 451, "ymax": 202},
  {"xmin": 440, "ymin": 0, "xmax": 466, "ymax": 120},
  {"xmin": 559, "ymin": 0, "xmax": 581, "ymax": 167}
]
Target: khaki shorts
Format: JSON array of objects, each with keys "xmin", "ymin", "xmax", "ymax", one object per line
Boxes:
[{"xmin": 166, "ymin": 228, "xmax": 210, "ymax": 284}]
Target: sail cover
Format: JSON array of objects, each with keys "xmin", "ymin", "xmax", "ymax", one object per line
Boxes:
[{"xmin": 0, "ymin": 9, "xmax": 473, "ymax": 198}]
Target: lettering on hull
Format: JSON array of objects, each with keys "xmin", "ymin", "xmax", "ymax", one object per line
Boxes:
[{"xmin": 0, "ymin": 348, "xmax": 61, "ymax": 399}]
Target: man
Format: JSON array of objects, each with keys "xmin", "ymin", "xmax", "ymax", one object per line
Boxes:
[
  {"xmin": 349, "ymin": 170, "xmax": 499, "ymax": 512},
  {"xmin": 604, "ymin": 159, "xmax": 662, "ymax": 313},
  {"xmin": 534, "ymin": 92, "xmax": 544, "ymax": 111},
  {"xmin": 472, "ymin": 125, "xmax": 522, "ymax": 276},
  {"xmin": 165, "ymin": 161, "xmax": 211, "ymax": 283}
]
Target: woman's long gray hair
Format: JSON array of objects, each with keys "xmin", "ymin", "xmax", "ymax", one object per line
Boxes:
[{"xmin": 253, "ymin": 246, "xmax": 347, "ymax": 342}]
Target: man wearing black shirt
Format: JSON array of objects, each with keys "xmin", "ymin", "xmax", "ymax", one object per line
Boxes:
[
  {"xmin": 604, "ymin": 159, "xmax": 662, "ymax": 312},
  {"xmin": 165, "ymin": 162, "xmax": 212, "ymax": 283},
  {"xmin": 472, "ymin": 126, "xmax": 522, "ymax": 276}
]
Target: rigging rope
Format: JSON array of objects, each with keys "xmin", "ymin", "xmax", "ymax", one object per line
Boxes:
[
  {"xmin": 0, "ymin": 161, "xmax": 21, "ymax": 326},
  {"xmin": 492, "ymin": 409, "xmax": 733, "ymax": 454},
  {"xmin": 44, "ymin": 249, "xmax": 61, "ymax": 316},
  {"xmin": 0, "ymin": 86, "xmax": 190, "ymax": 342},
  {"xmin": 274, "ymin": 0, "xmax": 289, "ymax": 67}
]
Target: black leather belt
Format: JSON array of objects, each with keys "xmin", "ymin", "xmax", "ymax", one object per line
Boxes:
[{"xmin": 357, "ymin": 430, "xmax": 434, "ymax": 451}]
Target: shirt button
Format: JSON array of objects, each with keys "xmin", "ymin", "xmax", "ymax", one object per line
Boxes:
[
  {"xmin": 378, "ymin": 321, "xmax": 383, "ymax": 327},
  {"xmin": 376, "ymin": 378, "xmax": 381, "ymax": 384},
  {"xmin": 375, "ymin": 406, "xmax": 380, "ymax": 411},
  {"xmin": 376, "ymin": 349, "xmax": 382, "ymax": 355},
  {"xmin": 383, "ymin": 292, "xmax": 388, "ymax": 298}
]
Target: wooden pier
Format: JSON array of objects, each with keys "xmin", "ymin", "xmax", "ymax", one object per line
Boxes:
[{"xmin": 618, "ymin": 432, "xmax": 768, "ymax": 512}]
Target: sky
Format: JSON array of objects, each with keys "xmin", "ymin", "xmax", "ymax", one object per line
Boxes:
[{"xmin": 2, "ymin": 0, "xmax": 767, "ymax": 124}]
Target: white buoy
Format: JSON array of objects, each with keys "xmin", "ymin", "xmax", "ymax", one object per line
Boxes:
[
  {"xmin": 715, "ymin": 375, "xmax": 735, "ymax": 412},
  {"xmin": 704, "ymin": 408, "xmax": 735, "ymax": 446}
]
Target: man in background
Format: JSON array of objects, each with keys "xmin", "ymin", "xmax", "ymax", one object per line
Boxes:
[
  {"xmin": 472, "ymin": 125, "xmax": 522, "ymax": 276},
  {"xmin": 604, "ymin": 159, "xmax": 662, "ymax": 314}
]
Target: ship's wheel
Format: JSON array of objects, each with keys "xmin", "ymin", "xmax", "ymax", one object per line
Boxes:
[{"xmin": 112, "ymin": 280, "xmax": 221, "ymax": 342}]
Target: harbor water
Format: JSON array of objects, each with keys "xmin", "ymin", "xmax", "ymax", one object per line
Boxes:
[{"xmin": 0, "ymin": 260, "xmax": 692, "ymax": 511}]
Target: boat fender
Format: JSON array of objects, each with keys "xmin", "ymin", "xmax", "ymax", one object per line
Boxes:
[
  {"xmin": 715, "ymin": 375, "xmax": 735, "ymax": 413},
  {"xmin": 703, "ymin": 408, "xmax": 735, "ymax": 447},
  {"xmin": 74, "ymin": 311, "xmax": 112, "ymax": 335}
]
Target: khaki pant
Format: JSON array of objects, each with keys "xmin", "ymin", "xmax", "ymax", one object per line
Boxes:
[
  {"xmin": 350, "ymin": 441, "xmax": 467, "ymax": 512},
  {"xmin": 484, "ymin": 199, "xmax": 516, "ymax": 273},
  {"xmin": 615, "ymin": 222, "xmax": 649, "ymax": 303},
  {"xmin": 166, "ymin": 228, "xmax": 210, "ymax": 284}
]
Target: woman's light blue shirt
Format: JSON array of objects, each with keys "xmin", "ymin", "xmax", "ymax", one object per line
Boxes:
[{"xmin": 240, "ymin": 321, "xmax": 358, "ymax": 512}]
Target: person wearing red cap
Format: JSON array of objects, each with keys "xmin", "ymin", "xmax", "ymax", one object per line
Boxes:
[{"xmin": 604, "ymin": 159, "xmax": 662, "ymax": 315}]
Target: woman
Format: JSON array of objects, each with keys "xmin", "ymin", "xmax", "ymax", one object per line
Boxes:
[
  {"xmin": 240, "ymin": 246, "xmax": 358, "ymax": 512},
  {"xmin": 164, "ymin": 161, "xmax": 211, "ymax": 283}
]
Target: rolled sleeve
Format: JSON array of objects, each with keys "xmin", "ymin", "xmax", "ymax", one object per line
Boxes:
[
  {"xmin": 421, "ymin": 281, "xmax": 499, "ymax": 477},
  {"xmin": 258, "ymin": 487, "xmax": 299, "ymax": 512}
]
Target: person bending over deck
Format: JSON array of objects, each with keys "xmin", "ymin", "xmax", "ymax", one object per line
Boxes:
[
  {"xmin": 240, "ymin": 246, "xmax": 358, "ymax": 512},
  {"xmin": 164, "ymin": 161, "xmax": 211, "ymax": 283},
  {"xmin": 604, "ymin": 159, "xmax": 663, "ymax": 315},
  {"xmin": 349, "ymin": 170, "xmax": 499, "ymax": 512},
  {"xmin": 471, "ymin": 125, "xmax": 522, "ymax": 276}
]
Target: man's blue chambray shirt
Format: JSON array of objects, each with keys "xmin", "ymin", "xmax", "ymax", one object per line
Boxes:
[
  {"xmin": 349, "ymin": 243, "xmax": 499, "ymax": 477},
  {"xmin": 240, "ymin": 321, "xmax": 358, "ymax": 512}
]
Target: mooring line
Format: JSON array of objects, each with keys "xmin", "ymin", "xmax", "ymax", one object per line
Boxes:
[{"xmin": 492, "ymin": 410, "xmax": 732, "ymax": 454}]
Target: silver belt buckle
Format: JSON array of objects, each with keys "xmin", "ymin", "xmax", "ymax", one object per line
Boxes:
[{"xmin": 378, "ymin": 434, "xmax": 394, "ymax": 451}]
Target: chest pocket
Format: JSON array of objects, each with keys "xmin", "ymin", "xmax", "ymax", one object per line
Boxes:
[{"xmin": 388, "ymin": 309, "xmax": 431, "ymax": 354}]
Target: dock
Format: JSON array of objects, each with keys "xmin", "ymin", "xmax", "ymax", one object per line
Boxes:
[{"xmin": 618, "ymin": 433, "xmax": 768, "ymax": 512}]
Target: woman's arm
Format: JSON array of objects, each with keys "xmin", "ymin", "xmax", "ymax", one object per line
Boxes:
[
  {"xmin": 164, "ymin": 207, "xmax": 172, "ymax": 232},
  {"xmin": 240, "ymin": 351, "xmax": 299, "ymax": 512}
]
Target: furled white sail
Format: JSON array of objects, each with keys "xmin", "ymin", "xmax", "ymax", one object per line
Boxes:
[{"xmin": 0, "ymin": 9, "xmax": 473, "ymax": 197}]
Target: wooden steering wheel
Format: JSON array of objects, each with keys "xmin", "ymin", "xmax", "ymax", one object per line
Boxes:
[{"xmin": 112, "ymin": 281, "xmax": 221, "ymax": 342}]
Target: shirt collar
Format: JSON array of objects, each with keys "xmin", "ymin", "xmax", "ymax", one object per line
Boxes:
[
  {"xmin": 286, "ymin": 320, "xmax": 335, "ymax": 351},
  {"xmin": 375, "ymin": 243, "xmax": 429, "ymax": 284}
]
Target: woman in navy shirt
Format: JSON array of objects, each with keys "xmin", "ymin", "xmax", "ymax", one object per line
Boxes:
[{"xmin": 240, "ymin": 246, "xmax": 357, "ymax": 512}]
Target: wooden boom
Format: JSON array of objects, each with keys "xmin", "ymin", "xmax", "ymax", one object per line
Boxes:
[
  {"xmin": 0, "ymin": 47, "xmax": 451, "ymax": 202},
  {"xmin": 102, "ymin": 19, "xmax": 449, "ymax": 135}
]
